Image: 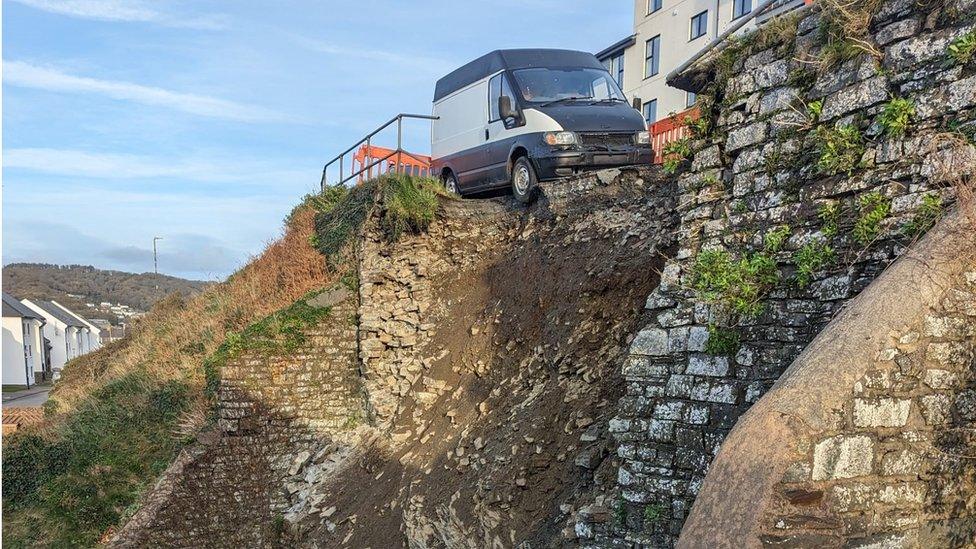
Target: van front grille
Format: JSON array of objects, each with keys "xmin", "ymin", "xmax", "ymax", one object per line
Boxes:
[{"xmin": 579, "ymin": 132, "xmax": 635, "ymax": 150}]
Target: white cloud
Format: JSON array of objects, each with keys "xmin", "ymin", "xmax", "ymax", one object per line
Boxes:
[
  {"xmin": 3, "ymin": 60, "xmax": 286, "ymax": 122},
  {"xmin": 3, "ymin": 147, "xmax": 314, "ymax": 185},
  {"xmin": 295, "ymin": 37, "xmax": 455, "ymax": 75},
  {"xmin": 9, "ymin": 0, "xmax": 226, "ymax": 29}
]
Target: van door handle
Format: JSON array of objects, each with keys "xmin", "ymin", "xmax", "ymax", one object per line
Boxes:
[{"xmin": 485, "ymin": 129, "xmax": 490, "ymax": 141}]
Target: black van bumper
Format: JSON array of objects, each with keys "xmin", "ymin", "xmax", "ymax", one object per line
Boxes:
[{"xmin": 533, "ymin": 145, "xmax": 653, "ymax": 180}]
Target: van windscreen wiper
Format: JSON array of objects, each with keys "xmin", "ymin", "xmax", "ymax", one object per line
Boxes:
[
  {"xmin": 540, "ymin": 96, "xmax": 594, "ymax": 107},
  {"xmin": 592, "ymin": 97, "xmax": 628, "ymax": 104}
]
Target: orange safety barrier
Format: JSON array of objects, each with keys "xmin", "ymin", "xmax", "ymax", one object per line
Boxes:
[
  {"xmin": 353, "ymin": 144, "xmax": 432, "ymax": 183},
  {"xmin": 650, "ymin": 106, "xmax": 701, "ymax": 164}
]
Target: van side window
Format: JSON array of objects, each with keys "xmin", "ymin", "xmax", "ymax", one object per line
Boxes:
[{"xmin": 488, "ymin": 73, "xmax": 515, "ymax": 122}]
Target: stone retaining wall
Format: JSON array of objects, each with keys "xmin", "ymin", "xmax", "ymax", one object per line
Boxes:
[
  {"xmin": 112, "ymin": 290, "xmax": 362, "ymax": 548},
  {"xmin": 604, "ymin": 1, "xmax": 976, "ymax": 545}
]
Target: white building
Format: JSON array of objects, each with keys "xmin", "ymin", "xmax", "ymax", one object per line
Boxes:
[
  {"xmin": 2, "ymin": 293, "xmax": 46, "ymax": 388},
  {"xmin": 50, "ymin": 300, "xmax": 101, "ymax": 354},
  {"xmin": 597, "ymin": 0, "xmax": 806, "ymax": 125},
  {"xmin": 22, "ymin": 299, "xmax": 93, "ymax": 378}
]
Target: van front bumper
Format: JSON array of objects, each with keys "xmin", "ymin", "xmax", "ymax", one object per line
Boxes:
[{"xmin": 532, "ymin": 146, "xmax": 653, "ymax": 180}]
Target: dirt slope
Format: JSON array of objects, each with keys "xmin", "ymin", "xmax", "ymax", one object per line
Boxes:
[{"xmin": 288, "ymin": 169, "xmax": 678, "ymax": 547}]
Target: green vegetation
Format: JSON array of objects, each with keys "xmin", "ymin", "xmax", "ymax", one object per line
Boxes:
[
  {"xmin": 662, "ymin": 138, "xmax": 693, "ymax": 175},
  {"xmin": 686, "ymin": 114, "xmax": 711, "ymax": 139},
  {"xmin": 2, "ymin": 374, "xmax": 191, "ymax": 547},
  {"xmin": 614, "ymin": 496, "xmax": 629, "ymax": 527},
  {"xmin": 816, "ymin": 124, "xmax": 865, "ymax": 175},
  {"xmin": 704, "ymin": 324, "xmax": 741, "ymax": 356},
  {"xmin": 643, "ymin": 503, "xmax": 666, "ymax": 527},
  {"xmin": 313, "ymin": 174, "xmax": 448, "ymax": 262},
  {"xmin": 764, "ymin": 225, "xmax": 792, "ymax": 254},
  {"xmin": 693, "ymin": 248, "xmax": 780, "ymax": 317},
  {"xmin": 902, "ymin": 193, "xmax": 944, "ymax": 238},
  {"xmin": 793, "ymin": 241, "xmax": 837, "ymax": 288},
  {"xmin": 948, "ymin": 30, "xmax": 976, "ymax": 65},
  {"xmin": 203, "ymin": 291, "xmax": 334, "ymax": 402},
  {"xmin": 806, "ymin": 100, "xmax": 824, "ymax": 122},
  {"xmin": 853, "ymin": 191, "xmax": 892, "ymax": 245},
  {"xmin": 878, "ymin": 97, "xmax": 915, "ymax": 138},
  {"xmin": 818, "ymin": 202, "xmax": 842, "ymax": 238}
]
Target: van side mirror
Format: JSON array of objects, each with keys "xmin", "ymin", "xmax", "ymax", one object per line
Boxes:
[
  {"xmin": 632, "ymin": 97, "xmax": 642, "ymax": 111},
  {"xmin": 499, "ymin": 96, "xmax": 517, "ymax": 120}
]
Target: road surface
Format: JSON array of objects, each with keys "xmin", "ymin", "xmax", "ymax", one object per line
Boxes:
[{"xmin": 2, "ymin": 386, "xmax": 51, "ymax": 408}]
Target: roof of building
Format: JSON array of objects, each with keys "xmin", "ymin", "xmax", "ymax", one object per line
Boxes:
[
  {"xmin": 434, "ymin": 49, "xmax": 606, "ymax": 102},
  {"xmin": 2, "ymin": 293, "xmax": 42, "ymax": 320},
  {"xmin": 50, "ymin": 301, "xmax": 98, "ymax": 332},
  {"xmin": 595, "ymin": 35, "xmax": 636, "ymax": 61},
  {"xmin": 30, "ymin": 300, "xmax": 87, "ymax": 328}
]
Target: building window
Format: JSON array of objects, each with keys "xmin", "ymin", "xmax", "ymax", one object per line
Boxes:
[
  {"xmin": 690, "ymin": 10, "xmax": 708, "ymax": 40},
  {"xmin": 643, "ymin": 99, "xmax": 658, "ymax": 125},
  {"xmin": 686, "ymin": 91, "xmax": 697, "ymax": 108},
  {"xmin": 602, "ymin": 53, "xmax": 625, "ymax": 87},
  {"xmin": 732, "ymin": 0, "xmax": 751, "ymax": 19},
  {"xmin": 647, "ymin": 0, "xmax": 662, "ymax": 14},
  {"xmin": 644, "ymin": 35, "xmax": 660, "ymax": 78}
]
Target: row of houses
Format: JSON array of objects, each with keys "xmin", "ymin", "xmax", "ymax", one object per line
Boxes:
[{"xmin": 2, "ymin": 293, "xmax": 102, "ymax": 388}]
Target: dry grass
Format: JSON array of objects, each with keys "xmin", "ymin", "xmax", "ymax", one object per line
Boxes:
[{"xmin": 48, "ymin": 204, "xmax": 333, "ymax": 417}]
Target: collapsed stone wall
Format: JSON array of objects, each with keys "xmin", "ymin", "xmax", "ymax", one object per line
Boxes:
[
  {"xmin": 112, "ymin": 290, "xmax": 362, "ymax": 547},
  {"xmin": 602, "ymin": 1, "xmax": 976, "ymax": 546}
]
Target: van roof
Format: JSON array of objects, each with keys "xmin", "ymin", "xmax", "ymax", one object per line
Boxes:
[{"xmin": 433, "ymin": 49, "xmax": 605, "ymax": 103}]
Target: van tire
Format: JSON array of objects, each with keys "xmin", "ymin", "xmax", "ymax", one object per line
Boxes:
[
  {"xmin": 511, "ymin": 157, "xmax": 537, "ymax": 204},
  {"xmin": 444, "ymin": 172, "xmax": 461, "ymax": 196}
]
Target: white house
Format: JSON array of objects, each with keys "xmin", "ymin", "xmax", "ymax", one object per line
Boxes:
[
  {"xmin": 597, "ymin": 0, "xmax": 807, "ymax": 124},
  {"xmin": 2, "ymin": 293, "xmax": 46, "ymax": 388},
  {"xmin": 21, "ymin": 299, "xmax": 92, "ymax": 378},
  {"xmin": 50, "ymin": 300, "xmax": 101, "ymax": 353}
]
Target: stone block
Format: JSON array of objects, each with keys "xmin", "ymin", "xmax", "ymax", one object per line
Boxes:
[
  {"xmin": 821, "ymin": 76, "xmax": 888, "ymax": 120},
  {"xmin": 631, "ymin": 328, "xmax": 669, "ymax": 357},
  {"xmin": 919, "ymin": 394, "xmax": 950, "ymax": 425},
  {"xmin": 622, "ymin": 356, "xmax": 668, "ymax": 378},
  {"xmin": 727, "ymin": 122, "xmax": 769, "ymax": 152},
  {"xmin": 923, "ymin": 369, "xmax": 955, "ymax": 390},
  {"xmin": 812, "ymin": 435, "xmax": 874, "ymax": 480},
  {"xmin": 880, "ymin": 449, "xmax": 922, "ymax": 476},
  {"xmin": 853, "ymin": 398, "xmax": 911, "ymax": 428},
  {"xmin": 689, "ymin": 380, "xmax": 737, "ymax": 404}
]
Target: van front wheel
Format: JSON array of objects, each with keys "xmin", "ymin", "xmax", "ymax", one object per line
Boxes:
[
  {"xmin": 511, "ymin": 157, "xmax": 537, "ymax": 204},
  {"xmin": 444, "ymin": 172, "xmax": 460, "ymax": 196}
]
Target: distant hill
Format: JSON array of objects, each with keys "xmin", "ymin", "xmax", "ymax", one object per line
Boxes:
[{"xmin": 2, "ymin": 263, "xmax": 211, "ymax": 324}]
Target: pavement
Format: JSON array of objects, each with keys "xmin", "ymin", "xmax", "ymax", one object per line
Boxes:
[{"xmin": 2, "ymin": 385, "xmax": 52, "ymax": 408}]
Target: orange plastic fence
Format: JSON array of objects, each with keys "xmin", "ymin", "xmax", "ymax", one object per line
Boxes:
[
  {"xmin": 650, "ymin": 106, "xmax": 701, "ymax": 164},
  {"xmin": 353, "ymin": 144, "xmax": 432, "ymax": 183}
]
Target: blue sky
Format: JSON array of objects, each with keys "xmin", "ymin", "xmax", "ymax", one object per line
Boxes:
[{"xmin": 2, "ymin": 0, "xmax": 631, "ymax": 280}]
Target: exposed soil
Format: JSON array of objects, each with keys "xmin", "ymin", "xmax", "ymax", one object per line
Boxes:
[{"xmin": 301, "ymin": 170, "xmax": 677, "ymax": 548}]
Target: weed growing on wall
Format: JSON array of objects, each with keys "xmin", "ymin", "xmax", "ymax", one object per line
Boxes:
[
  {"xmin": 663, "ymin": 139, "xmax": 693, "ymax": 175},
  {"xmin": 879, "ymin": 97, "xmax": 915, "ymax": 138},
  {"xmin": 693, "ymin": 248, "xmax": 780, "ymax": 317},
  {"xmin": 901, "ymin": 193, "xmax": 944, "ymax": 237},
  {"xmin": 819, "ymin": 202, "xmax": 842, "ymax": 237},
  {"xmin": 853, "ymin": 191, "xmax": 892, "ymax": 245},
  {"xmin": 948, "ymin": 30, "xmax": 976, "ymax": 64},
  {"xmin": 704, "ymin": 324, "xmax": 741, "ymax": 356},
  {"xmin": 793, "ymin": 241, "xmax": 837, "ymax": 288},
  {"xmin": 816, "ymin": 124, "xmax": 865, "ymax": 175}
]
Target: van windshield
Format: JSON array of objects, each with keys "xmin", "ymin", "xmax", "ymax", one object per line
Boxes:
[{"xmin": 511, "ymin": 67, "xmax": 626, "ymax": 105}]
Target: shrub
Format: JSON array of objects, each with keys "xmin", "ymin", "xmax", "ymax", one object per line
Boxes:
[
  {"xmin": 793, "ymin": 241, "xmax": 836, "ymax": 288},
  {"xmin": 901, "ymin": 193, "xmax": 944, "ymax": 238},
  {"xmin": 818, "ymin": 202, "xmax": 841, "ymax": 237},
  {"xmin": 948, "ymin": 30, "xmax": 976, "ymax": 65},
  {"xmin": 816, "ymin": 124, "xmax": 865, "ymax": 175},
  {"xmin": 764, "ymin": 225, "xmax": 792, "ymax": 254},
  {"xmin": 693, "ymin": 248, "xmax": 781, "ymax": 317},
  {"xmin": 853, "ymin": 191, "xmax": 891, "ymax": 245},
  {"xmin": 878, "ymin": 97, "xmax": 915, "ymax": 138},
  {"xmin": 380, "ymin": 174, "xmax": 443, "ymax": 241},
  {"xmin": 662, "ymin": 139, "xmax": 693, "ymax": 175},
  {"xmin": 705, "ymin": 324, "xmax": 741, "ymax": 356}
]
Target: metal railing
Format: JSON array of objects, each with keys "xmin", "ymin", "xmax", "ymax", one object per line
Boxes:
[{"xmin": 320, "ymin": 113, "xmax": 438, "ymax": 190}]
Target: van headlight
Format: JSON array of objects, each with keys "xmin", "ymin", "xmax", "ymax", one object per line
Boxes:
[
  {"xmin": 544, "ymin": 131, "xmax": 579, "ymax": 146},
  {"xmin": 634, "ymin": 131, "xmax": 651, "ymax": 145}
]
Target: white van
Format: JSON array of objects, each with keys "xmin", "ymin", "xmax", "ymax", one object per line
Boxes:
[{"xmin": 431, "ymin": 49, "xmax": 652, "ymax": 202}]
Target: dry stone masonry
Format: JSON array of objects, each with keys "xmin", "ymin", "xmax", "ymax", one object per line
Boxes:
[{"xmin": 604, "ymin": 1, "xmax": 976, "ymax": 546}]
